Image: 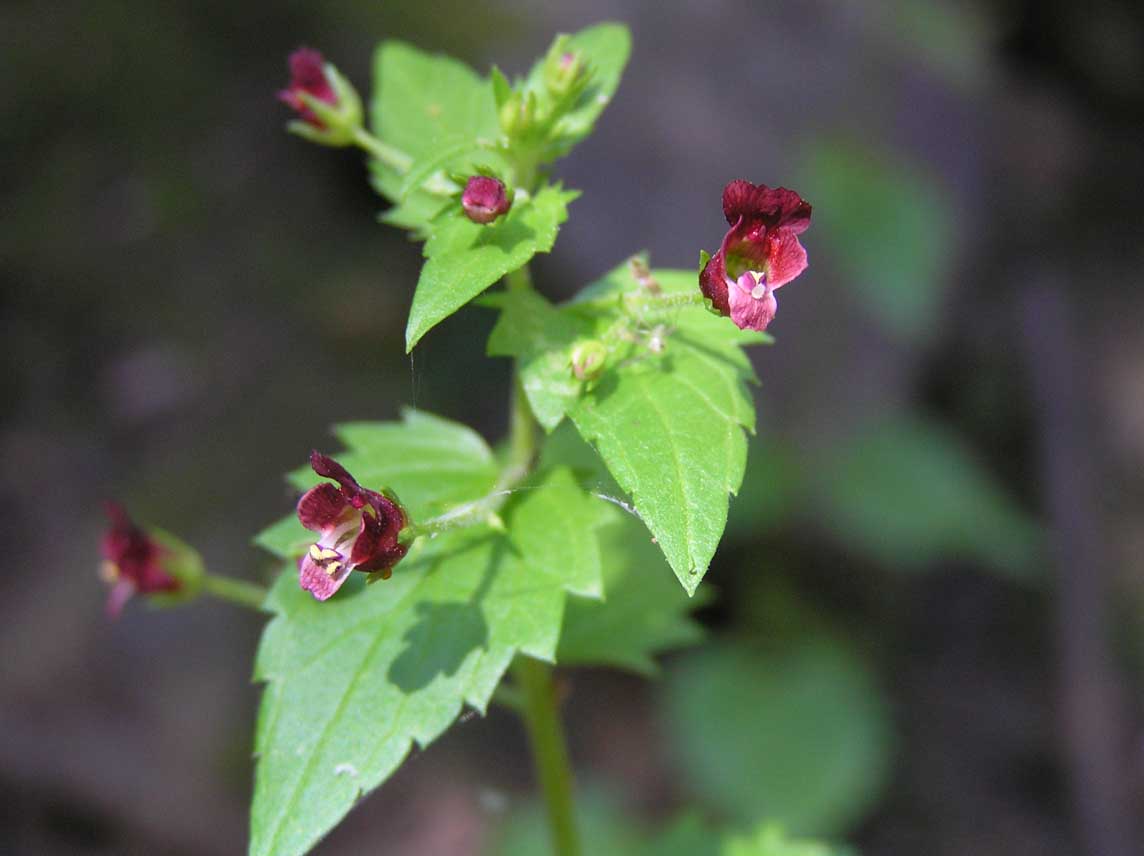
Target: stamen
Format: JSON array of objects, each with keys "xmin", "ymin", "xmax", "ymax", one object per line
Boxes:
[
  {"xmin": 99, "ymin": 560, "xmax": 120, "ymax": 583},
  {"xmin": 309, "ymin": 544, "xmax": 340, "ymax": 561},
  {"xmin": 325, "ymin": 561, "xmax": 342, "ymax": 577}
]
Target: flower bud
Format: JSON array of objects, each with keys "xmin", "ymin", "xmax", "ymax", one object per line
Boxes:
[
  {"xmin": 461, "ymin": 176, "xmax": 513, "ymax": 224},
  {"xmin": 543, "ymin": 36, "xmax": 587, "ymax": 99},
  {"xmin": 278, "ymin": 47, "xmax": 363, "ymax": 147},
  {"xmin": 571, "ymin": 340, "xmax": 608, "ymax": 382},
  {"xmin": 498, "ymin": 90, "xmax": 538, "ymax": 139},
  {"xmin": 99, "ymin": 503, "xmax": 203, "ymax": 617}
]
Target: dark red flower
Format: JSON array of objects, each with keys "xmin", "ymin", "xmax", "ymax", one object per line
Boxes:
[
  {"xmin": 699, "ymin": 180, "xmax": 812, "ymax": 331},
  {"xmin": 296, "ymin": 452, "xmax": 408, "ymax": 601},
  {"xmin": 278, "ymin": 47, "xmax": 338, "ymax": 128},
  {"xmin": 461, "ymin": 176, "xmax": 513, "ymax": 224},
  {"xmin": 100, "ymin": 503, "xmax": 181, "ymax": 617}
]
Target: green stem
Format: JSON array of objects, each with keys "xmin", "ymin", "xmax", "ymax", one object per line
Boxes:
[
  {"xmin": 577, "ymin": 288, "xmax": 708, "ymax": 315},
  {"xmin": 351, "ymin": 127, "xmax": 413, "ymax": 174},
  {"xmin": 503, "ymin": 261, "xmax": 579, "ymax": 855},
  {"xmin": 200, "ymin": 574, "xmax": 268, "ymax": 611},
  {"xmin": 513, "ymin": 657, "xmax": 581, "ymax": 856}
]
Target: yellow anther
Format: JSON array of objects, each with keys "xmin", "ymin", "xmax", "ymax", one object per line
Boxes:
[
  {"xmin": 99, "ymin": 560, "xmax": 120, "ymax": 583},
  {"xmin": 309, "ymin": 544, "xmax": 339, "ymax": 561},
  {"xmin": 325, "ymin": 561, "xmax": 342, "ymax": 577}
]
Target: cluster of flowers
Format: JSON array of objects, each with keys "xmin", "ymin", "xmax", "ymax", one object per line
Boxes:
[
  {"xmin": 98, "ymin": 49, "xmax": 813, "ymax": 615},
  {"xmin": 278, "ymin": 48, "xmax": 813, "ymax": 334}
]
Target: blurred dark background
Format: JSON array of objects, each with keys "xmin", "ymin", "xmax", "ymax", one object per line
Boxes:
[{"xmin": 3, "ymin": 1, "xmax": 1143, "ymax": 854}]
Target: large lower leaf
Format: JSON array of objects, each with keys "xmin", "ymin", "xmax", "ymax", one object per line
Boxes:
[
  {"xmin": 405, "ymin": 184, "xmax": 577, "ymax": 350},
  {"xmin": 250, "ymin": 413, "xmax": 603, "ymax": 856}
]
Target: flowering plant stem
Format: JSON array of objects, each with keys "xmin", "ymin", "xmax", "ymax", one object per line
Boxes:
[
  {"xmin": 201, "ymin": 573, "xmax": 268, "ymax": 610},
  {"xmin": 513, "ymin": 655, "xmax": 581, "ymax": 856},
  {"xmin": 505, "ymin": 260, "xmax": 580, "ymax": 855}
]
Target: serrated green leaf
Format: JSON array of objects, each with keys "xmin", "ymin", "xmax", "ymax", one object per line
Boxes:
[
  {"xmin": 369, "ymin": 41, "xmax": 503, "ymax": 233},
  {"xmin": 664, "ymin": 637, "xmax": 893, "ymax": 835},
  {"xmin": 558, "ymin": 512, "xmax": 708, "ymax": 674},
  {"xmin": 524, "ymin": 23, "xmax": 631, "ymax": 156},
  {"xmin": 566, "ymin": 267, "xmax": 764, "ymax": 595},
  {"xmin": 405, "ymin": 184, "xmax": 577, "ymax": 350},
  {"xmin": 251, "ymin": 437, "xmax": 605, "ymax": 856}
]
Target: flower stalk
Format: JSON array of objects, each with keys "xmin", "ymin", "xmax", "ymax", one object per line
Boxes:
[
  {"xmin": 201, "ymin": 573, "xmax": 268, "ymax": 610},
  {"xmin": 351, "ymin": 127, "xmax": 413, "ymax": 174}
]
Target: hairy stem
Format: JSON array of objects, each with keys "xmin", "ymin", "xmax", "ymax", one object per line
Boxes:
[
  {"xmin": 201, "ymin": 574, "xmax": 268, "ymax": 610},
  {"xmin": 513, "ymin": 657, "xmax": 580, "ymax": 856},
  {"xmin": 576, "ymin": 288, "xmax": 708, "ymax": 315}
]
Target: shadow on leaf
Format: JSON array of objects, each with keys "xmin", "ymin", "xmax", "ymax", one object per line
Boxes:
[{"xmin": 387, "ymin": 600, "xmax": 489, "ymax": 692}]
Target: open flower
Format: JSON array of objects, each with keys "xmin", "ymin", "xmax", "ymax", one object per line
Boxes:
[
  {"xmin": 461, "ymin": 176, "xmax": 513, "ymax": 224},
  {"xmin": 278, "ymin": 48, "xmax": 362, "ymax": 146},
  {"xmin": 699, "ymin": 180, "xmax": 812, "ymax": 331},
  {"xmin": 100, "ymin": 503, "xmax": 181, "ymax": 617},
  {"xmin": 297, "ymin": 452, "xmax": 408, "ymax": 601}
]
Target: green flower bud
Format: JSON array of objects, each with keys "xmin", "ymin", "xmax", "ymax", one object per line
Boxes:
[
  {"xmin": 543, "ymin": 36, "xmax": 587, "ymax": 99},
  {"xmin": 571, "ymin": 340, "xmax": 608, "ymax": 382}
]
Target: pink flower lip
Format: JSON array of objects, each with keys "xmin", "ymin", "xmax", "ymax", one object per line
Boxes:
[
  {"xmin": 699, "ymin": 180, "xmax": 811, "ymax": 331},
  {"xmin": 278, "ymin": 47, "xmax": 338, "ymax": 128},
  {"xmin": 296, "ymin": 452, "xmax": 408, "ymax": 601},
  {"xmin": 100, "ymin": 502, "xmax": 180, "ymax": 617}
]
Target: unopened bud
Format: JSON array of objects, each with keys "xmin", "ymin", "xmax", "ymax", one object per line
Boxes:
[
  {"xmin": 498, "ymin": 90, "xmax": 538, "ymax": 138},
  {"xmin": 571, "ymin": 340, "xmax": 608, "ymax": 382},
  {"xmin": 543, "ymin": 37, "xmax": 587, "ymax": 98},
  {"xmin": 461, "ymin": 176, "xmax": 513, "ymax": 224},
  {"xmin": 278, "ymin": 48, "xmax": 363, "ymax": 147}
]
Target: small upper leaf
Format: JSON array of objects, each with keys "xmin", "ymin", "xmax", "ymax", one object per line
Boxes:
[
  {"xmin": 369, "ymin": 41, "xmax": 504, "ymax": 233},
  {"xmin": 524, "ymin": 23, "xmax": 632, "ymax": 157},
  {"xmin": 405, "ymin": 184, "xmax": 577, "ymax": 350}
]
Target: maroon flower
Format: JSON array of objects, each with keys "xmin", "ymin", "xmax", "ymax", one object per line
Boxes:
[
  {"xmin": 699, "ymin": 180, "xmax": 812, "ymax": 331},
  {"xmin": 100, "ymin": 503, "xmax": 181, "ymax": 617},
  {"xmin": 278, "ymin": 47, "xmax": 338, "ymax": 128},
  {"xmin": 296, "ymin": 452, "xmax": 408, "ymax": 601},
  {"xmin": 461, "ymin": 176, "xmax": 513, "ymax": 224}
]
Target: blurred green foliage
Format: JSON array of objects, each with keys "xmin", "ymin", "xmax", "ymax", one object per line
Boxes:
[
  {"xmin": 798, "ymin": 139, "xmax": 954, "ymax": 344},
  {"xmin": 663, "ymin": 635, "xmax": 892, "ymax": 835}
]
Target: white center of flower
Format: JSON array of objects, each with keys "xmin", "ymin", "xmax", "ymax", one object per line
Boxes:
[{"xmin": 747, "ymin": 270, "xmax": 768, "ymax": 299}]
